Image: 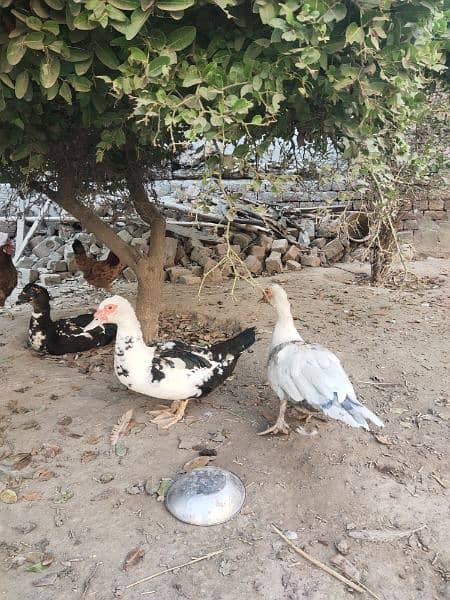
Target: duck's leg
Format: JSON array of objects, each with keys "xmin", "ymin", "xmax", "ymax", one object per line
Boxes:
[
  {"xmin": 148, "ymin": 400, "xmax": 189, "ymax": 429},
  {"xmin": 292, "ymin": 406, "xmax": 326, "ymax": 423},
  {"xmin": 258, "ymin": 396, "xmax": 290, "ymax": 435}
]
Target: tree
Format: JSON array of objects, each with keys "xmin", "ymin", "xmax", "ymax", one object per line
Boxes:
[{"xmin": 0, "ymin": 0, "xmax": 447, "ymax": 331}]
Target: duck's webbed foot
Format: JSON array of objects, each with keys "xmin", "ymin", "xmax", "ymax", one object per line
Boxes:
[
  {"xmin": 258, "ymin": 396, "xmax": 290, "ymax": 436},
  {"xmin": 147, "ymin": 399, "xmax": 189, "ymax": 429}
]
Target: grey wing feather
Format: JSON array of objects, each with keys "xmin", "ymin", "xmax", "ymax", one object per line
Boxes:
[{"xmin": 269, "ymin": 343, "xmax": 383, "ymax": 429}]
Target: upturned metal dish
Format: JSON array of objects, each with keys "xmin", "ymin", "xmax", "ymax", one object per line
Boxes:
[{"xmin": 165, "ymin": 466, "xmax": 245, "ymax": 526}]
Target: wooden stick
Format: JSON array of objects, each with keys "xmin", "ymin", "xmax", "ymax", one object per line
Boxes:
[
  {"xmin": 126, "ymin": 549, "xmax": 224, "ymax": 589},
  {"xmin": 271, "ymin": 525, "xmax": 382, "ymax": 600},
  {"xmin": 81, "ymin": 562, "xmax": 101, "ymax": 598}
]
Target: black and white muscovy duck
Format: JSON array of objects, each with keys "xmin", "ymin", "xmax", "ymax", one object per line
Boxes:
[
  {"xmin": 259, "ymin": 283, "xmax": 384, "ymax": 435},
  {"xmin": 17, "ymin": 283, "xmax": 116, "ymax": 355},
  {"xmin": 85, "ymin": 295, "xmax": 256, "ymax": 428}
]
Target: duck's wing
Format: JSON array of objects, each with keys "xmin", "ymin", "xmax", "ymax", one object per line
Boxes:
[
  {"xmin": 270, "ymin": 343, "xmax": 383, "ymax": 429},
  {"xmin": 70, "ymin": 313, "xmax": 96, "ymax": 328},
  {"xmin": 155, "ymin": 341, "xmax": 212, "ymax": 369}
]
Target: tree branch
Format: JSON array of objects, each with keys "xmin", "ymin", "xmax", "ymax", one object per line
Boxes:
[{"xmin": 29, "ymin": 173, "xmax": 138, "ymax": 270}]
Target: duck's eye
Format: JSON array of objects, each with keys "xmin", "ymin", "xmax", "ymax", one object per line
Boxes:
[{"xmin": 106, "ymin": 305, "xmax": 114, "ymax": 311}]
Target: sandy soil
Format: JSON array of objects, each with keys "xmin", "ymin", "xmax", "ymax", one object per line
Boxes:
[{"xmin": 0, "ymin": 259, "xmax": 449, "ymax": 600}]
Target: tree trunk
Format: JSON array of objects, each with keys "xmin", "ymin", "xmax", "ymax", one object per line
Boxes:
[
  {"xmin": 135, "ymin": 212, "xmax": 166, "ymax": 342},
  {"xmin": 125, "ymin": 140, "xmax": 166, "ymax": 342},
  {"xmin": 370, "ymin": 220, "xmax": 396, "ymax": 284}
]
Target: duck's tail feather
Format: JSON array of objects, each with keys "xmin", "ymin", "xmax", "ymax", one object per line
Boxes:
[
  {"xmin": 210, "ymin": 327, "xmax": 256, "ymax": 360},
  {"xmin": 323, "ymin": 395, "xmax": 384, "ymax": 429}
]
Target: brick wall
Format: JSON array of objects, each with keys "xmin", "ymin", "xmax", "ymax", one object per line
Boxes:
[{"xmin": 398, "ymin": 195, "xmax": 449, "ymax": 232}]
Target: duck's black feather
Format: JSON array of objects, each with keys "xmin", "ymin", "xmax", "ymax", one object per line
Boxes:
[{"xmin": 17, "ymin": 283, "xmax": 116, "ymax": 355}]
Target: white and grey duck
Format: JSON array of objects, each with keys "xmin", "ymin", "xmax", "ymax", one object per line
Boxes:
[
  {"xmin": 17, "ymin": 283, "xmax": 116, "ymax": 355},
  {"xmin": 259, "ymin": 284, "xmax": 384, "ymax": 435},
  {"xmin": 86, "ymin": 295, "xmax": 256, "ymax": 428}
]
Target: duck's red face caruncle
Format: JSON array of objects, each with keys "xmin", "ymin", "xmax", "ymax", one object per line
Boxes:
[{"xmin": 94, "ymin": 303, "xmax": 118, "ymax": 323}]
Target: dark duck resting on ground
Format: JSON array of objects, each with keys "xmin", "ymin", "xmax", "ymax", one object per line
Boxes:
[
  {"xmin": 17, "ymin": 283, "xmax": 116, "ymax": 355},
  {"xmin": 85, "ymin": 295, "xmax": 256, "ymax": 428}
]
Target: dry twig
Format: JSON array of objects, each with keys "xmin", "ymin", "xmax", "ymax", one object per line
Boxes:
[
  {"xmin": 126, "ymin": 549, "xmax": 224, "ymax": 589},
  {"xmin": 272, "ymin": 524, "xmax": 382, "ymax": 600},
  {"xmin": 81, "ymin": 562, "xmax": 101, "ymax": 598}
]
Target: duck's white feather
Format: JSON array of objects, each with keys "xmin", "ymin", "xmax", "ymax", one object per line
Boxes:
[{"xmin": 266, "ymin": 284, "xmax": 384, "ymax": 430}]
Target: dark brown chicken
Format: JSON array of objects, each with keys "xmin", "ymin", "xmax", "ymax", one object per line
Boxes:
[
  {"xmin": 72, "ymin": 239, "xmax": 124, "ymax": 290},
  {"xmin": 0, "ymin": 235, "xmax": 18, "ymax": 307}
]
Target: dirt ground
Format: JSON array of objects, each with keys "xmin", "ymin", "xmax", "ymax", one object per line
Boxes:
[{"xmin": 0, "ymin": 258, "xmax": 449, "ymax": 600}]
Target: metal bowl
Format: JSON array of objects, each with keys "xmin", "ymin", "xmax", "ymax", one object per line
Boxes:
[{"xmin": 165, "ymin": 466, "xmax": 245, "ymax": 526}]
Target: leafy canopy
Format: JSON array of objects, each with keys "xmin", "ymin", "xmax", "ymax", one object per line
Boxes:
[{"xmin": 0, "ymin": 0, "xmax": 447, "ymax": 184}]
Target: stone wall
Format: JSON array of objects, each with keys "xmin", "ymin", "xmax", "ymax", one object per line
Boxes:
[{"xmin": 398, "ymin": 194, "xmax": 449, "ymax": 233}]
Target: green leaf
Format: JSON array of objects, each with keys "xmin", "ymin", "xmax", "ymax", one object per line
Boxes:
[
  {"xmin": 30, "ymin": 0, "xmax": 50, "ymax": 19},
  {"xmin": 15, "ymin": 71, "xmax": 29, "ymax": 99},
  {"xmin": 59, "ymin": 81, "xmax": 72, "ymax": 103},
  {"xmin": 24, "ymin": 31, "xmax": 45, "ymax": 50},
  {"xmin": 73, "ymin": 12, "xmax": 97, "ymax": 30},
  {"xmin": 322, "ymin": 4, "xmax": 347, "ymax": 23},
  {"xmin": 67, "ymin": 74, "xmax": 92, "ymax": 92},
  {"xmin": 40, "ymin": 56, "xmax": 60, "ymax": 88},
  {"xmin": 109, "ymin": 0, "xmax": 140, "ymax": 8},
  {"xmin": 251, "ymin": 114, "xmax": 263, "ymax": 124},
  {"xmin": 10, "ymin": 144, "xmax": 31, "ymax": 161},
  {"xmin": 167, "ymin": 26, "xmax": 196, "ymax": 51},
  {"xmin": 106, "ymin": 5, "xmax": 128, "ymax": 21},
  {"xmin": 44, "ymin": 0, "xmax": 64, "ymax": 8},
  {"xmin": 42, "ymin": 20, "xmax": 59, "ymax": 35},
  {"xmin": 147, "ymin": 55, "xmax": 170, "ymax": 77},
  {"xmin": 345, "ymin": 23, "xmax": 365, "ymax": 45},
  {"xmin": 129, "ymin": 46, "xmax": 147, "ymax": 61},
  {"xmin": 156, "ymin": 0, "xmax": 194, "ymax": 11},
  {"xmin": 27, "ymin": 562, "xmax": 48, "ymax": 573},
  {"xmin": 125, "ymin": 8, "xmax": 151, "ymax": 40},
  {"xmin": 300, "ymin": 47, "xmax": 321, "ymax": 65},
  {"xmin": 25, "ymin": 16, "xmax": 43, "ymax": 30},
  {"xmin": 6, "ymin": 38, "xmax": 27, "ymax": 66},
  {"xmin": 75, "ymin": 58, "xmax": 92, "ymax": 75},
  {"xmin": 94, "ymin": 44, "xmax": 120, "ymax": 69},
  {"xmin": 46, "ymin": 81, "xmax": 59, "ymax": 99},
  {"xmin": 0, "ymin": 73, "xmax": 14, "ymax": 89}
]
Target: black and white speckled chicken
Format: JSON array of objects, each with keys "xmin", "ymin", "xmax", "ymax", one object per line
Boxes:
[{"xmin": 17, "ymin": 283, "xmax": 116, "ymax": 355}]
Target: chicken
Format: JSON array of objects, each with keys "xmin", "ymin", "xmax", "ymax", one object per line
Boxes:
[
  {"xmin": 85, "ymin": 295, "xmax": 256, "ymax": 428},
  {"xmin": 0, "ymin": 233, "xmax": 18, "ymax": 308},
  {"xmin": 259, "ymin": 284, "xmax": 384, "ymax": 435},
  {"xmin": 72, "ymin": 239, "xmax": 123, "ymax": 290}
]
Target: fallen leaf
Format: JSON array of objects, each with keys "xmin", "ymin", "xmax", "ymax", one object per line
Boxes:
[
  {"xmin": 55, "ymin": 489, "xmax": 74, "ymax": 503},
  {"xmin": 183, "ymin": 456, "xmax": 210, "ymax": 472},
  {"xmin": 27, "ymin": 562, "xmax": 48, "ymax": 573},
  {"xmin": 1, "ymin": 452, "xmax": 31, "ymax": 470},
  {"xmin": 57, "ymin": 416, "xmax": 72, "ymax": 426},
  {"xmin": 86, "ymin": 435, "xmax": 101, "ymax": 445},
  {"xmin": 197, "ymin": 447, "xmax": 217, "ymax": 457},
  {"xmin": 39, "ymin": 444, "xmax": 61, "ymax": 459},
  {"xmin": 123, "ymin": 547, "xmax": 145, "ymax": 571},
  {"xmin": 41, "ymin": 553, "xmax": 54, "ymax": 567},
  {"xmin": 99, "ymin": 473, "xmax": 114, "ymax": 484},
  {"xmin": 80, "ymin": 451, "xmax": 98, "ymax": 464},
  {"xmin": 13, "ymin": 521, "xmax": 37, "ymax": 534},
  {"xmin": 347, "ymin": 527, "xmax": 422, "ymax": 542},
  {"xmin": 22, "ymin": 420, "xmax": 40, "ymax": 430},
  {"xmin": 155, "ymin": 478, "xmax": 172, "ymax": 501},
  {"xmin": 90, "ymin": 489, "xmax": 116, "ymax": 502},
  {"xmin": 130, "ymin": 423, "xmax": 146, "ymax": 435},
  {"xmin": 22, "ymin": 492, "xmax": 42, "ymax": 502},
  {"xmin": 114, "ymin": 442, "xmax": 128, "ymax": 457},
  {"xmin": 26, "ymin": 551, "xmax": 43, "ymax": 563},
  {"xmin": 111, "ymin": 409, "xmax": 133, "ymax": 447},
  {"xmin": 33, "ymin": 572, "xmax": 57, "ymax": 587},
  {"xmin": 0, "ymin": 489, "xmax": 18, "ymax": 504},
  {"xmin": 373, "ymin": 433, "xmax": 393, "ymax": 446},
  {"xmin": 35, "ymin": 469, "xmax": 55, "ymax": 481}
]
